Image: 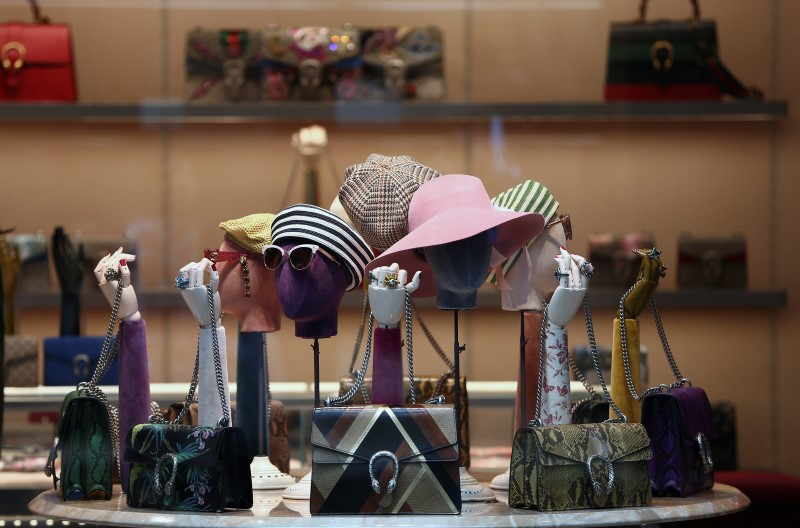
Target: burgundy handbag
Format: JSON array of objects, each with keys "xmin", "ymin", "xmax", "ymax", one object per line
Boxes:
[
  {"xmin": 619, "ymin": 287, "xmax": 717, "ymax": 497},
  {"xmin": 0, "ymin": 1, "xmax": 76, "ymax": 101}
]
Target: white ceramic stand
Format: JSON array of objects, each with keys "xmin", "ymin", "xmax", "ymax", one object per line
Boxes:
[
  {"xmin": 282, "ymin": 470, "xmax": 311, "ymax": 500},
  {"xmin": 250, "ymin": 456, "xmax": 296, "ymax": 490},
  {"xmin": 460, "ymin": 466, "xmax": 496, "ymax": 502},
  {"xmin": 488, "ymin": 468, "xmax": 510, "ymax": 491}
]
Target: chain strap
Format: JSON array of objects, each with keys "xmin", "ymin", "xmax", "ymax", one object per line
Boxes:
[
  {"xmin": 263, "ymin": 333, "xmax": 272, "ymax": 439},
  {"xmin": 532, "ymin": 305, "xmax": 549, "ymax": 425},
  {"xmin": 327, "ymin": 314, "xmax": 374, "ymax": 406},
  {"xmin": 348, "ymin": 292, "xmax": 369, "ymax": 374},
  {"xmin": 410, "ymin": 299, "xmax": 454, "ymax": 400},
  {"xmin": 404, "ymin": 289, "xmax": 416, "ymax": 405},
  {"xmin": 619, "ymin": 286, "xmax": 688, "ymax": 403},
  {"xmin": 582, "ymin": 295, "xmax": 626, "ymax": 423}
]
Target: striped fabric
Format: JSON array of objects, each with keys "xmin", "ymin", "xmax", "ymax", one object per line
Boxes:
[
  {"xmin": 339, "ymin": 154, "xmax": 440, "ymax": 250},
  {"xmin": 487, "ymin": 180, "xmax": 559, "ymax": 284},
  {"xmin": 310, "ymin": 405, "xmax": 461, "ymax": 514},
  {"xmin": 271, "ymin": 204, "xmax": 374, "ymax": 291}
]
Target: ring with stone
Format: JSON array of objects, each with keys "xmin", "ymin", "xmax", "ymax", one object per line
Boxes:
[
  {"xmin": 384, "ymin": 272, "xmax": 400, "ymax": 288},
  {"xmin": 174, "ymin": 274, "xmax": 190, "ymax": 289}
]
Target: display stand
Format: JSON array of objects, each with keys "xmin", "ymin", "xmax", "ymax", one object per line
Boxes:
[{"xmin": 29, "ymin": 484, "xmax": 750, "ymax": 527}]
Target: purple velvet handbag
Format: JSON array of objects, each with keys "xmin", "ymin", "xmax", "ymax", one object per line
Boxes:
[
  {"xmin": 619, "ymin": 288, "xmax": 716, "ymax": 497},
  {"xmin": 641, "ymin": 386, "xmax": 716, "ymax": 496}
]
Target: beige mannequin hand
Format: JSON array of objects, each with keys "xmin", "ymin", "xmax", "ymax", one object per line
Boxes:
[
  {"xmin": 368, "ymin": 263, "xmax": 421, "ymax": 328},
  {"xmin": 176, "ymin": 258, "xmax": 221, "ymax": 328},
  {"xmin": 94, "ymin": 247, "xmax": 140, "ymax": 321}
]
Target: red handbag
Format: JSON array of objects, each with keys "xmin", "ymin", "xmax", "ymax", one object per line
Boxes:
[{"xmin": 0, "ymin": 0, "xmax": 76, "ymax": 101}]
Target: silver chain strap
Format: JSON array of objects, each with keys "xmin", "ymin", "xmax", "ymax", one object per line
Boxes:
[
  {"xmin": 405, "ymin": 289, "xmax": 416, "ymax": 405},
  {"xmin": 263, "ymin": 333, "xmax": 271, "ymax": 439},
  {"xmin": 619, "ymin": 285, "xmax": 688, "ymax": 402},
  {"xmin": 327, "ymin": 314, "xmax": 374, "ymax": 406},
  {"xmin": 348, "ymin": 292, "xmax": 369, "ymax": 375},
  {"xmin": 534, "ymin": 297, "xmax": 627, "ymax": 426}
]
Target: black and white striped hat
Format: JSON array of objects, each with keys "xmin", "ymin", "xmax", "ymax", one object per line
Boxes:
[{"xmin": 271, "ymin": 204, "xmax": 374, "ymax": 291}]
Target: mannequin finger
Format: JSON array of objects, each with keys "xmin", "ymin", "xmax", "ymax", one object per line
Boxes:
[
  {"xmin": 209, "ymin": 264, "xmax": 219, "ymax": 292},
  {"xmin": 398, "ymin": 269, "xmax": 407, "ymax": 288},
  {"xmin": 94, "ymin": 253, "xmax": 111, "ymax": 283},
  {"xmin": 377, "ymin": 266, "xmax": 387, "ymax": 288},
  {"xmin": 120, "ymin": 259, "xmax": 131, "ymax": 288},
  {"xmin": 406, "ymin": 271, "xmax": 422, "ymax": 294}
]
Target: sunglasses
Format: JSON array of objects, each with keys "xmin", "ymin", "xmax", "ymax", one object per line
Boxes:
[{"xmin": 262, "ymin": 244, "xmax": 337, "ymax": 270}]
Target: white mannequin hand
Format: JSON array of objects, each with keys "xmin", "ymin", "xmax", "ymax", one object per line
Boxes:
[
  {"xmin": 94, "ymin": 247, "xmax": 140, "ymax": 321},
  {"xmin": 368, "ymin": 263, "xmax": 421, "ymax": 328},
  {"xmin": 176, "ymin": 258, "xmax": 221, "ymax": 328},
  {"xmin": 549, "ymin": 248, "xmax": 592, "ymax": 327}
]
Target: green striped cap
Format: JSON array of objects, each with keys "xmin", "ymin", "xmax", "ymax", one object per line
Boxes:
[{"xmin": 487, "ymin": 180, "xmax": 559, "ymax": 284}]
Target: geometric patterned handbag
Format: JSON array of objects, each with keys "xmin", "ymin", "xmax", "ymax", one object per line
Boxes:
[
  {"xmin": 4, "ymin": 335, "xmax": 39, "ymax": 387},
  {"xmin": 619, "ymin": 286, "xmax": 717, "ymax": 497},
  {"xmin": 509, "ymin": 298, "xmax": 653, "ymax": 511}
]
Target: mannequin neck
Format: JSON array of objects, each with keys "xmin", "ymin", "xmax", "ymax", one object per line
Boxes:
[
  {"xmin": 294, "ymin": 314, "xmax": 339, "ymax": 339},
  {"xmin": 435, "ymin": 287, "xmax": 478, "ymax": 310}
]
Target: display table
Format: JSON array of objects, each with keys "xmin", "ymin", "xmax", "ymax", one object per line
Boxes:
[{"xmin": 29, "ymin": 484, "xmax": 748, "ymax": 527}]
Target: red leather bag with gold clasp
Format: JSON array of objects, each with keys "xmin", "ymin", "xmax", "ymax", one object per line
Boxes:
[{"xmin": 0, "ymin": 0, "xmax": 76, "ymax": 102}]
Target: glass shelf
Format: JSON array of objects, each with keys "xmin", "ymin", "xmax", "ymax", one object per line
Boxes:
[{"xmin": 0, "ymin": 100, "xmax": 788, "ymax": 124}]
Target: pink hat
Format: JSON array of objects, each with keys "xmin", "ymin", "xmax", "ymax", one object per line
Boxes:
[{"xmin": 367, "ymin": 174, "xmax": 544, "ymax": 297}]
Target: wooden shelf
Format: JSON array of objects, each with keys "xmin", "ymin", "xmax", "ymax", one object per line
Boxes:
[{"xmin": 0, "ymin": 100, "xmax": 788, "ymax": 124}]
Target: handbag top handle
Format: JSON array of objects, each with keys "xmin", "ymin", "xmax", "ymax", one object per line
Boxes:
[
  {"xmin": 533, "ymin": 296, "xmax": 628, "ymax": 426},
  {"xmin": 27, "ymin": 0, "xmax": 50, "ymax": 24},
  {"xmin": 150, "ymin": 284, "xmax": 231, "ymax": 427},
  {"xmin": 618, "ymin": 251, "xmax": 691, "ymax": 402},
  {"xmin": 639, "ymin": 0, "xmax": 700, "ymax": 23}
]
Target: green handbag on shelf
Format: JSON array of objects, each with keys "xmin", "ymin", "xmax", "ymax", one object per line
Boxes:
[{"xmin": 508, "ymin": 298, "xmax": 652, "ymax": 511}]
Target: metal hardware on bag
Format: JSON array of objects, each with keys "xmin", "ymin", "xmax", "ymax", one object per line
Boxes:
[
  {"xmin": 1, "ymin": 42, "xmax": 25, "ymax": 71},
  {"xmin": 72, "ymin": 354, "xmax": 91, "ymax": 379},
  {"xmin": 299, "ymin": 59, "xmax": 323, "ymax": 88},
  {"xmin": 368, "ymin": 451, "xmax": 399, "ymax": 495},
  {"xmin": 651, "ymin": 40, "xmax": 675, "ymax": 72},
  {"xmin": 44, "ymin": 437, "xmax": 59, "ymax": 479},
  {"xmin": 586, "ymin": 453, "xmax": 615, "ymax": 496},
  {"xmin": 696, "ymin": 433, "xmax": 714, "ymax": 473},
  {"xmin": 153, "ymin": 453, "xmax": 179, "ymax": 496},
  {"xmin": 701, "ymin": 249, "xmax": 724, "ymax": 286},
  {"xmin": 425, "ymin": 395, "xmax": 445, "ymax": 405},
  {"xmin": 222, "ymin": 58, "xmax": 246, "ymax": 99},
  {"xmin": 384, "ymin": 57, "xmax": 408, "ymax": 96}
]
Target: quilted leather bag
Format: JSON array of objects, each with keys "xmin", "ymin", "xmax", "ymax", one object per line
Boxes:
[
  {"xmin": 262, "ymin": 24, "xmax": 360, "ymax": 101},
  {"xmin": 618, "ymin": 283, "xmax": 717, "ymax": 497},
  {"xmin": 509, "ymin": 298, "xmax": 653, "ymax": 511},
  {"xmin": 125, "ymin": 285, "xmax": 252, "ymax": 512},
  {"xmin": 310, "ymin": 404, "xmax": 461, "ymax": 514},
  {"xmin": 0, "ymin": 0, "xmax": 76, "ymax": 101}
]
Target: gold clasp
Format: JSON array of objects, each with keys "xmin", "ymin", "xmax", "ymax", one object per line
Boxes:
[
  {"xmin": 1, "ymin": 41, "xmax": 26, "ymax": 71},
  {"xmin": 650, "ymin": 40, "xmax": 674, "ymax": 72}
]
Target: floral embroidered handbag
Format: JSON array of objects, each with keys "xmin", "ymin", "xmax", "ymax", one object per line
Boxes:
[{"xmin": 125, "ymin": 285, "xmax": 252, "ymax": 512}]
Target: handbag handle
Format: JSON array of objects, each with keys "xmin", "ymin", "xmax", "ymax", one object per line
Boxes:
[
  {"xmin": 639, "ymin": 0, "xmax": 700, "ymax": 23},
  {"xmin": 27, "ymin": 0, "xmax": 50, "ymax": 24},
  {"xmin": 618, "ymin": 271, "xmax": 690, "ymax": 403},
  {"xmin": 533, "ymin": 296, "xmax": 627, "ymax": 426},
  {"xmin": 151, "ymin": 284, "xmax": 231, "ymax": 426}
]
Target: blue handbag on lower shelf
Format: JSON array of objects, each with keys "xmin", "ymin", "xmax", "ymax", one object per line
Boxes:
[{"xmin": 44, "ymin": 336, "xmax": 119, "ymax": 386}]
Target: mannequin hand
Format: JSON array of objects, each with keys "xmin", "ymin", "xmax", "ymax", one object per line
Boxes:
[
  {"xmin": 94, "ymin": 247, "xmax": 139, "ymax": 321},
  {"xmin": 622, "ymin": 247, "xmax": 666, "ymax": 319},
  {"xmin": 549, "ymin": 249, "xmax": 591, "ymax": 327},
  {"xmin": 368, "ymin": 263, "xmax": 421, "ymax": 327},
  {"xmin": 176, "ymin": 258, "xmax": 221, "ymax": 328}
]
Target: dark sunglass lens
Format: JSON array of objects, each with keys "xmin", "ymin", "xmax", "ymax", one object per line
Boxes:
[
  {"xmin": 290, "ymin": 246, "xmax": 315, "ymax": 270},
  {"xmin": 263, "ymin": 248, "xmax": 283, "ymax": 269}
]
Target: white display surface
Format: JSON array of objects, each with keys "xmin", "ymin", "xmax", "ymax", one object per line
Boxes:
[{"xmin": 29, "ymin": 484, "xmax": 749, "ymax": 527}]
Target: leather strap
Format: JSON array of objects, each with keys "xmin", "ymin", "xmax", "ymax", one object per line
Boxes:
[{"xmin": 204, "ymin": 248, "xmax": 259, "ymax": 263}]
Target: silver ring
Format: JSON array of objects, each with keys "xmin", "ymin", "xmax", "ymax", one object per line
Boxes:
[
  {"xmin": 104, "ymin": 268, "xmax": 119, "ymax": 281},
  {"xmin": 173, "ymin": 274, "xmax": 190, "ymax": 289},
  {"xmin": 580, "ymin": 261, "xmax": 595, "ymax": 278}
]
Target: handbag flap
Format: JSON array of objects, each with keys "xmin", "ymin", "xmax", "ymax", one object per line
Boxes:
[
  {"xmin": 43, "ymin": 336, "xmax": 106, "ymax": 364},
  {"xmin": 311, "ymin": 405, "xmax": 458, "ymax": 464},
  {"xmin": 124, "ymin": 424, "xmax": 231, "ymax": 467},
  {"xmin": 263, "ymin": 26, "xmax": 360, "ymax": 66},
  {"xmin": 0, "ymin": 23, "xmax": 72, "ymax": 65},
  {"xmin": 665, "ymin": 386, "xmax": 717, "ymax": 442},
  {"xmin": 678, "ymin": 236, "xmax": 746, "ymax": 259},
  {"xmin": 531, "ymin": 423, "xmax": 651, "ymax": 466}
]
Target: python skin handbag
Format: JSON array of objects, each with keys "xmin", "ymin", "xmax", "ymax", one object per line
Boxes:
[
  {"xmin": 619, "ymin": 283, "xmax": 717, "ymax": 497},
  {"xmin": 509, "ymin": 297, "xmax": 653, "ymax": 511}
]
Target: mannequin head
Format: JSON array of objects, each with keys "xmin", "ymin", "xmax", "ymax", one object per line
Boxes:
[
  {"xmin": 215, "ymin": 238, "xmax": 282, "ymax": 332},
  {"xmin": 500, "ymin": 221, "xmax": 568, "ymax": 311},
  {"xmin": 423, "ymin": 229, "xmax": 494, "ymax": 310},
  {"xmin": 273, "ymin": 242, "xmax": 349, "ymax": 338}
]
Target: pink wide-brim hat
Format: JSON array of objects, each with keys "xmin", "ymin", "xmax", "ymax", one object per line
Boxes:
[{"xmin": 367, "ymin": 174, "xmax": 545, "ymax": 297}]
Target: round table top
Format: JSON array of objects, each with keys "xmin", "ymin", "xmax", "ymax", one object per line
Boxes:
[{"xmin": 29, "ymin": 484, "xmax": 748, "ymax": 527}]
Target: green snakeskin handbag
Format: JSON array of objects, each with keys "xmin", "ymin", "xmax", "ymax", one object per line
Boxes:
[{"xmin": 508, "ymin": 297, "xmax": 653, "ymax": 511}]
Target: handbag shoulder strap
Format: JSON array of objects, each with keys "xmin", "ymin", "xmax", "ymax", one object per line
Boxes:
[
  {"xmin": 534, "ymin": 296, "xmax": 628, "ymax": 426},
  {"xmin": 28, "ymin": 0, "xmax": 49, "ymax": 24}
]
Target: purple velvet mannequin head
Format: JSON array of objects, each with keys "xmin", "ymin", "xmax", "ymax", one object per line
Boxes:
[
  {"xmin": 423, "ymin": 229, "xmax": 495, "ymax": 310},
  {"xmin": 274, "ymin": 242, "xmax": 348, "ymax": 338}
]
